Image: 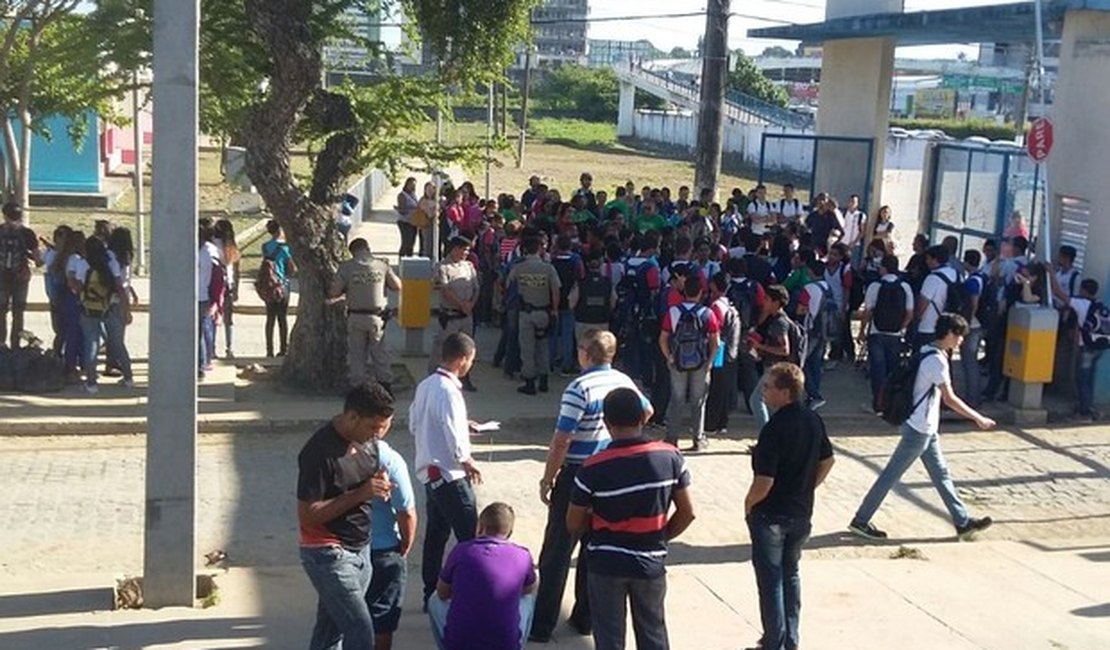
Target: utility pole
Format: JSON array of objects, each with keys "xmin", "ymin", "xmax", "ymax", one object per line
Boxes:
[
  {"xmin": 500, "ymin": 78, "xmax": 509, "ymax": 137},
  {"xmin": 485, "ymin": 81, "xmax": 494, "ymax": 198},
  {"xmin": 1033, "ymin": 0, "xmax": 1052, "ymax": 266},
  {"xmin": 516, "ymin": 47, "xmax": 533, "ymax": 168},
  {"xmin": 693, "ymin": 0, "xmax": 730, "ymax": 202},
  {"xmin": 144, "ymin": 0, "xmax": 199, "ymax": 608}
]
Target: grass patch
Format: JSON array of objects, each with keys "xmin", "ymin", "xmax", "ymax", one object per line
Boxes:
[{"xmin": 530, "ymin": 118, "xmax": 617, "ymax": 148}]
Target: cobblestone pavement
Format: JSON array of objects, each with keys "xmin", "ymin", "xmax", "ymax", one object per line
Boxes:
[{"xmin": 2, "ymin": 424, "xmax": 1107, "ymax": 578}]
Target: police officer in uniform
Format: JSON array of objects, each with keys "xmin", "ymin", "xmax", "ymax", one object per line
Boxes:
[
  {"xmin": 329, "ymin": 238, "xmax": 401, "ymax": 392},
  {"xmin": 430, "ymin": 236, "xmax": 480, "ymax": 391},
  {"xmin": 507, "ymin": 235, "xmax": 561, "ymax": 395}
]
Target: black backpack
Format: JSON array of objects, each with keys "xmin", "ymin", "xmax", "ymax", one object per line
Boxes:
[
  {"xmin": 1082, "ymin": 301, "xmax": 1110, "ymax": 350},
  {"xmin": 727, "ymin": 277, "xmax": 759, "ymax": 331},
  {"xmin": 976, "ymin": 272, "xmax": 1002, "ymax": 326},
  {"xmin": 574, "ymin": 273, "xmax": 611, "ymax": 325},
  {"xmin": 881, "ymin": 349, "xmax": 939, "ymax": 425},
  {"xmin": 0, "ymin": 226, "xmax": 27, "ymax": 272},
  {"xmin": 873, "ymin": 279, "xmax": 907, "ymax": 333},
  {"xmin": 552, "ymin": 254, "xmax": 579, "ymax": 310},
  {"xmin": 716, "ymin": 299, "xmax": 742, "ymax": 365},
  {"xmin": 930, "ymin": 270, "xmax": 965, "ymax": 317}
]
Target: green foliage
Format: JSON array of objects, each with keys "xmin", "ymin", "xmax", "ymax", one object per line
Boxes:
[
  {"xmin": 533, "ymin": 64, "xmax": 620, "ymax": 122},
  {"xmin": 890, "ymin": 118, "xmax": 1020, "ymax": 141},
  {"xmin": 727, "ymin": 52, "xmax": 788, "ymax": 107},
  {"xmin": 760, "ymin": 45, "xmax": 793, "ymax": 59},
  {"xmin": 668, "ymin": 47, "xmax": 692, "ymax": 59},
  {"xmin": 530, "ymin": 118, "xmax": 616, "ymax": 147}
]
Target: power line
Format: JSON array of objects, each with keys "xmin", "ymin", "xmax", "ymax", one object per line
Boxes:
[{"xmin": 353, "ymin": 11, "xmax": 795, "ymax": 29}]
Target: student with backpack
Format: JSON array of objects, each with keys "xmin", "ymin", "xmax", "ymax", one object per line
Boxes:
[
  {"xmin": 569, "ymin": 251, "xmax": 616, "ymax": 342},
  {"xmin": 849, "ymin": 313, "xmax": 996, "ymax": 541},
  {"xmin": 958, "ymin": 250, "xmax": 987, "ymax": 408},
  {"xmin": 260, "ymin": 220, "xmax": 297, "ymax": 358},
  {"xmin": 197, "ymin": 223, "xmax": 222, "ymax": 376},
  {"xmin": 914, "ymin": 245, "xmax": 962, "ymax": 349},
  {"xmin": 797, "ymin": 258, "xmax": 836, "ymax": 410},
  {"xmin": 659, "ymin": 278, "xmax": 721, "ymax": 450},
  {"xmin": 0, "ymin": 202, "xmax": 38, "ymax": 349},
  {"xmin": 1050, "ymin": 273, "xmax": 1104, "ymax": 422},
  {"xmin": 747, "ymin": 285, "xmax": 805, "ymax": 430},
  {"xmin": 705, "ymin": 272, "xmax": 741, "ymax": 437},
  {"xmin": 75, "ymin": 237, "xmax": 133, "ymax": 394},
  {"xmin": 857, "ymin": 254, "xmax": 914, "ymax": 414}
]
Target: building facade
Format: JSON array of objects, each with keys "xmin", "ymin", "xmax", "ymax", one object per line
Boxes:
[
  {"xmin": 529, "ymin": 0, "xmax": 589, "ymax": 67},
  {"xmin": 587, "ymin": 39, "xmax": 657, "ymax": 68}
]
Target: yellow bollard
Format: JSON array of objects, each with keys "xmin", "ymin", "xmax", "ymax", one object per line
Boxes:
[{"xmin": 400, "ymin": 257, "xmax": 433, "ymax": 355}]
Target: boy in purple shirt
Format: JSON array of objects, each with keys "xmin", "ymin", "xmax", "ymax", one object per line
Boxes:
[{"xmin": 428, "ymin": 502, "xmax": 538, "ymax": 650}]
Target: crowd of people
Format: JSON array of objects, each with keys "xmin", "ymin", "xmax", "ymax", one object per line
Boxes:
[{"xmin": 292, "ymin": 172, "xmax": 1110, "ymax": 650}]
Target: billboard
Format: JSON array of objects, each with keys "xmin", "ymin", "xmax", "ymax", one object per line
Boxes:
[{"xmin": 913, "ymin": 88, "xmax": 957, "ymax": 119}]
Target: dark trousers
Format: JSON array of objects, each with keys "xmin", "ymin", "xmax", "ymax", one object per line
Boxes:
[
  {"xmin": 867, "ymin": 334, "xmax": 905, "ymax": 410},
  {"xmin": 983, "ymin": 314, "xmax": 1008, "ymax": 400},
  {"xmin": 265, "ymin": 296, "xmax": 290, "ymax": 356},
  {"xmin": 705, "ymin": 363, "xmax": 736, "ymax": 432},
  {"xmin": 649, "ymin": 345, "xmax": 671, "ymax": 425},
  {"xmin": 532, "ymin": 465, "xmax": 590, "ymax": 638},
  {"xmin": 737, "ymin": 352, "xmax": 760, "ymax": 414},
  {"xmin": 366, "ymin": 548, "xmax": 406, "ymax": 635},
  {"xmin": 588, "ymin": 572, "xmax": 669, "ymax": 650},
  {"xmin": 397, "ymin": 221, "xmax": 418, "ymax": 258},
  {"xmin": 421, "ymin": 478, "xmax": 478, "ymax": 600},
  {"xmin": 748, "ymin": 511, "xmax": 812, "ymax": 650},
  {"xmin": 0, "ymin": 270, "xmax": 29, "ymax": 349},
  {"xmin": 60, "ymin": 292, "xmax": 83, "ymax": 371},
  {"xmin": 494, "ymin": 305, "xmax": 522, "ymax": 374}
]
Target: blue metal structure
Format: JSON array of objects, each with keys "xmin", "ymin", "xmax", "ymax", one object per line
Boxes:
[
  {"xmin": 925, "ymin": 142, "xmax": 1041, "ymax": 255},
  {"xmin": 725, "ymin": 89, "xmax": 814, "ymax": 131},
  {"xmin": 757, "ymin": 132, "xmax": 876, "ymax": 211},
  {"xmin": 6, "ymin": 111, "xmax": 101, "ymax": 194}
]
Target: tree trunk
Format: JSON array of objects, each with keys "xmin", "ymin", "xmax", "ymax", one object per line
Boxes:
[
  {"xmin": 3, "ymin": 118, "xmax": 19, "ymax": 204},
  {"xmin": 17, "ymin": 108, "xmax": 31, "ymax": 213},
  {"xmin": 242, "ymin": 0, "xmax": 353, "ymax": 392}
]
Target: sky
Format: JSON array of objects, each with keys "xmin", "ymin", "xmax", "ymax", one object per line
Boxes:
[{"xmin": 586, "ymin": 0, "xmax": 1025, "ymax": 60}]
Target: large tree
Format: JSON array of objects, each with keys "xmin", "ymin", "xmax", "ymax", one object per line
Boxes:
[
  {"xmin": 727, "ymin": 50, "xmax": 788, "ymax": 108},
  {"xmin": 206, "ymin": 0, "xmax": 535, "ymax": 390}
]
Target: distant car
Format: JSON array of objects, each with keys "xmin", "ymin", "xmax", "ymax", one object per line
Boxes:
[
  {"xmin": 964, "ymin": 136, "xmax": 992, "ymax": 145},
  {"xmin": 888, "ymin": 127, "xmax": 910, "ymax": 138}
]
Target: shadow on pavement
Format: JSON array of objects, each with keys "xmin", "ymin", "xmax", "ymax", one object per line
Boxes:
[
  {"xmin": 0, "ymin": 618, "xmax": 265, "ymax": 649},
  {"xmin": 1071, "ymin": 603, "xmax": 1110, "ymax": 618},
  {"xmin": 0, "ymin": 587, "xmax": 114, "ymax": 618}
]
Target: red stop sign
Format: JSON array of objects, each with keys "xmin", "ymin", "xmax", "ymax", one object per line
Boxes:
[{"xmin": 1027, "ymin": 117, "xmax": 1054, "ymax": 163}]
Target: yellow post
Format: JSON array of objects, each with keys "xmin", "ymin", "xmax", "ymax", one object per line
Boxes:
[{"xmin": 400, "ymin": 257, "xmax": 433, "ymax": 356}]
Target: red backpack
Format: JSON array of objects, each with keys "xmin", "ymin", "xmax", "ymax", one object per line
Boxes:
[{"xmin": 254, "ymin": 253, "xmax": 285, "ymax": 304}]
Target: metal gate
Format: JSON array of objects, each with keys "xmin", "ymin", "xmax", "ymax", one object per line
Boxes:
[
  {"xmin": 757, "ymin": 133, "xmax": 876, "ymax": 211},
  {"xmin": 926, "ymin": 142, "xmax": 1042, "ymax": 255}
]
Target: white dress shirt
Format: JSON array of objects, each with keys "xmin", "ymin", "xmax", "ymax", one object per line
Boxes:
[{"xmin": 409, "ymin": 367, "xmax": 472, "ymax": 484}]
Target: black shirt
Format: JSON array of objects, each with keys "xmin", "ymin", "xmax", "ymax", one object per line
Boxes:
[
  {"xmin": 296, "ymin": 424, "xmax": 381, "ymax": 549},
  {"xmin": 752, "ymin": 402, "xmax": 833, "ymax": 518}
]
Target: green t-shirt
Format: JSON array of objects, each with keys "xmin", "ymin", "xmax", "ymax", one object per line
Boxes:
[
  {"xmin": 782, "ymin": 267, "xmax": 812, "ymax": 293},
  {"xmin": 573, "ymin": 210, "xmax": 595, "ymax": 224},
  {"xmin": 604, "ymin": 199, "xmax": 631, "ymax": 220},
  {"xmin": 500, "ymin": 208, "xmax": 521, "ymax": 223},
  {"xmin": 634, "ymin": 213, "xmax": 667, "ymax": 233}
]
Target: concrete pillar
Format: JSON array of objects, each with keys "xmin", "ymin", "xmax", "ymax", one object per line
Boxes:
[
  {"xmin": 1048, "ymin": 10, "xmax": 1110, "ymax": 295},
  {"xmin": 144, "ymin": 0, "xmax": 199, "ymax": 608},
  {"xmin": 815, "ymin": 0, "xmax": 902, "ymax": 212},
  {"xmin": 617, "ymin": 81, "xmax": 635, "ymax": 138}
]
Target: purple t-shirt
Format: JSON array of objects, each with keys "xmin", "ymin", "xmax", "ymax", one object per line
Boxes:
[{"xmin": 440, "ymin": 537, "xmax": 536, "ymax": 650}]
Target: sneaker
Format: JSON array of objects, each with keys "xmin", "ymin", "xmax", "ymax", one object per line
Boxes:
[
  {"xmin": 956, "ymin": 516, "xmax": 992, "ymax": 540},
  {"xmin": 80, "ymin": 383, "xmax": 99, "ymax": 395},
  {"xmin": 224, "ymin": 350, "xmax": 236, "ymax": 360},
  {"xmin": 848, "ymin": 520, "xmax": 888, "ymax": 540},
  {"xmin": 688, "ymin": 437, "xmax": 709, "ymax": 452},
  {"xmin": 103, "ymin": 367, "xmax": 123, "ymax": 378},
  {"xmin": 808, "ymin": 398, "xmax": 827, "ymax": 411},
  {"xmin": 566, "ymin": 616, "xmax": 592, "ymax": 636},
  {"xmin": 119, "ymin": 378, "xmax": 135, "ymax": 389}
]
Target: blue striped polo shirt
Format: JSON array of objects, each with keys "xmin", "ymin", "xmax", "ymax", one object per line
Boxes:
[
  {"xmin": 570, "ymin": 438, "xmax": 690, "ymax": 579},
  {"xmin": 556, "ymin": 365, "xmax": 646, "ymax": 464}
]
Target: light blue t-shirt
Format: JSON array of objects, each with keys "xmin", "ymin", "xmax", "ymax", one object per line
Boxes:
[
  {"xmin": 261, "ymin": 239, "xmax": 293, "ymax": 282},
  {"xmin": 371, "ymin": 440, "xmax": 416, "ymax": 551}
]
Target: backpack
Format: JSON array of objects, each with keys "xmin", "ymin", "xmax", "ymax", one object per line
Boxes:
[
  {"xmin": 1082, "ymin": 301, "xmax": 1110, "ymax": 350},
  {"xmin": 671, "ymin": 304, "xmax": 709, "ymax": 371},
  {"xmin": 552, "ymin": 254, "xmax": 579, "ymax": 310},
  {"xmin": 873, "ymin": 279, "xmax": 907, "ymax": 333},
  {"xmin": 784, "ymin": 313, "xmax": 808, "ymax": 366},
  {"xmin": 880, "ymin": 349, "xmax": 940, "ymax": 425},
  {"xmin": 574, "ymin": 274, "xmax": 611, "ymax": 325},
  {"xmin": 814, "ymin": 282, "xmax": 841, "ymax": 341},
  {"xmin": 727, "ymin": 277, "xmax": 759, "ymax": 331},
  {"xmin": 0, "ymin": 226, "xmax": 27, "ymax": 272},
  {"xmin": 716, "ymin": 299, "xmax": 742, "ymax": 365},
  {"xmin": 630, "ymin": 259, "xmax": 660, "ymax": 323},
  {"xmin": 255, "ymin": 252, "xmax": 286, "ymax": 304},
  {"xmin": 12, "ymin": 346, "xmax": 64, "ymax": 393},
  {"xmin": 977, "ymin": 272, "xmax": 1002, "ymax": 327},
  {"xmin": 930, "ymin": 270, "xmax": 965, "ymax": 316},
  {"xmin": 80, "ymin": 268, "xmax": 113, "ymax": 317},
  {"xmin": 209, "ymin": 260, "xmax": 227, "ymax": 304}
]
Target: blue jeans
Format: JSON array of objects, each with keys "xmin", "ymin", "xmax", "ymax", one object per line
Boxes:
[
  {"xmin": 300, "ymin": 545, "xmax": 375, "ymax": 650},
  {"xmin": 1077, "ymin": 348, "xmax": 1103, "ymax": 416},
  {"xmin": 853, "ymin": 423, "xmax": 970, "ymax": 528},
  {"xmin": 867, "ymin": 334, "xmax": 905, "ymax": 410},
  {"xmin": 958, "ymin": 328, "xmax": 983, "ymax": 408},
  {"xmin": 803, "ymin": 335, "xmax": 826, "ymax": 401},
  {"xmin": 198, "ymin": 300, "xmax": 215, "ymax": 370},
  {"xmin": 549, "ymin": 308, "xmax": 577, "ymax": 372},
  {"xmin": 747, "ymin": 511, "xmax": 812, "ymax": 650},
  {"xmin": 427, "ymin": 592, "xmax": 536, "ymax": 650},
  {"xmin": 750, "ymin": 371, "xmax": 771, "ymax": 431},
  {"xmin": 532, "ymin": 465, "xmax": 590, "ymax": 638},
  {"xmin": 422, "ymin": 478, "xmax": 478, "ymax": 600},
  {"xmin": 79, "ymin": 305, "xmax": 133, "ymax": 386},
  {"xmin": 366, "ymin": 549, "xmax": 406, "ymax": 634},
  {"xmin": 588, "ymin": 572, "xmax": 669, "ymax": 650}
]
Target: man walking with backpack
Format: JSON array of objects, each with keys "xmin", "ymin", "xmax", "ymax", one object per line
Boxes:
[
  {"xmin": 659, "ymin": 279, "xmax": 721, "ymax": 450},
  {"xmin": 914, "ymin": 245, "xmax": 962, "ymax": 349},
  {"xmin": 849, "ymin": 313, "xmax": 996, "ymax": 541},
  {"xmin": 0, "ymin": 203, "xmax": 37, "ymax": 349},
  {"xmin": 857, "ymin": 254, "xmax": 914, "ymax": 414},
  {"xmin": 797, "ymin": 258, "xmax": 836, "ymax": 410}
]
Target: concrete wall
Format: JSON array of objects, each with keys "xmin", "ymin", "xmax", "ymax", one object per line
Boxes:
[
  {"xmin": 1047, "ymin": 9, "xmax": 1110, "ymax": 404},
  {"xmin": 15, "ymin": 113, "xmax": 102, "ymax": 193}
]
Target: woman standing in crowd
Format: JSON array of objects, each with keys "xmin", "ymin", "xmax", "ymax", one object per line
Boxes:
[
  {"xmin": 75, "ymin": 236, "xmax": 132, "ymax": 393},
  {"xmin": 42, "ymin": 224, "xmax": 72, "ymax": 355},
  {"xmin": 396, "ymin": 177, "xmax": 420, "ymax": 257},
  {"xmin": 60, "ymin": 230, "xmax": 87, "ymax": 383},
  {"xmin": 261, "ymin": 220, "xmax": 296, "ymax": 357},
  {"xmin": 213, "ymin": 219, "xmax": 240, "ymax": 358},
  {"xmin": 104, "ymin": 227, "xmax": 137, "ymax": 377},
  {"xmin": 871, "ymin": 205, "xmax": 895, "ymax": 252}
]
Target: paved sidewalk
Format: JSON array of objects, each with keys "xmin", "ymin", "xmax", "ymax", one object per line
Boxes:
[{"xmin": 0, "ymin": 428, "xmax": 1107, "ymax": 649}]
